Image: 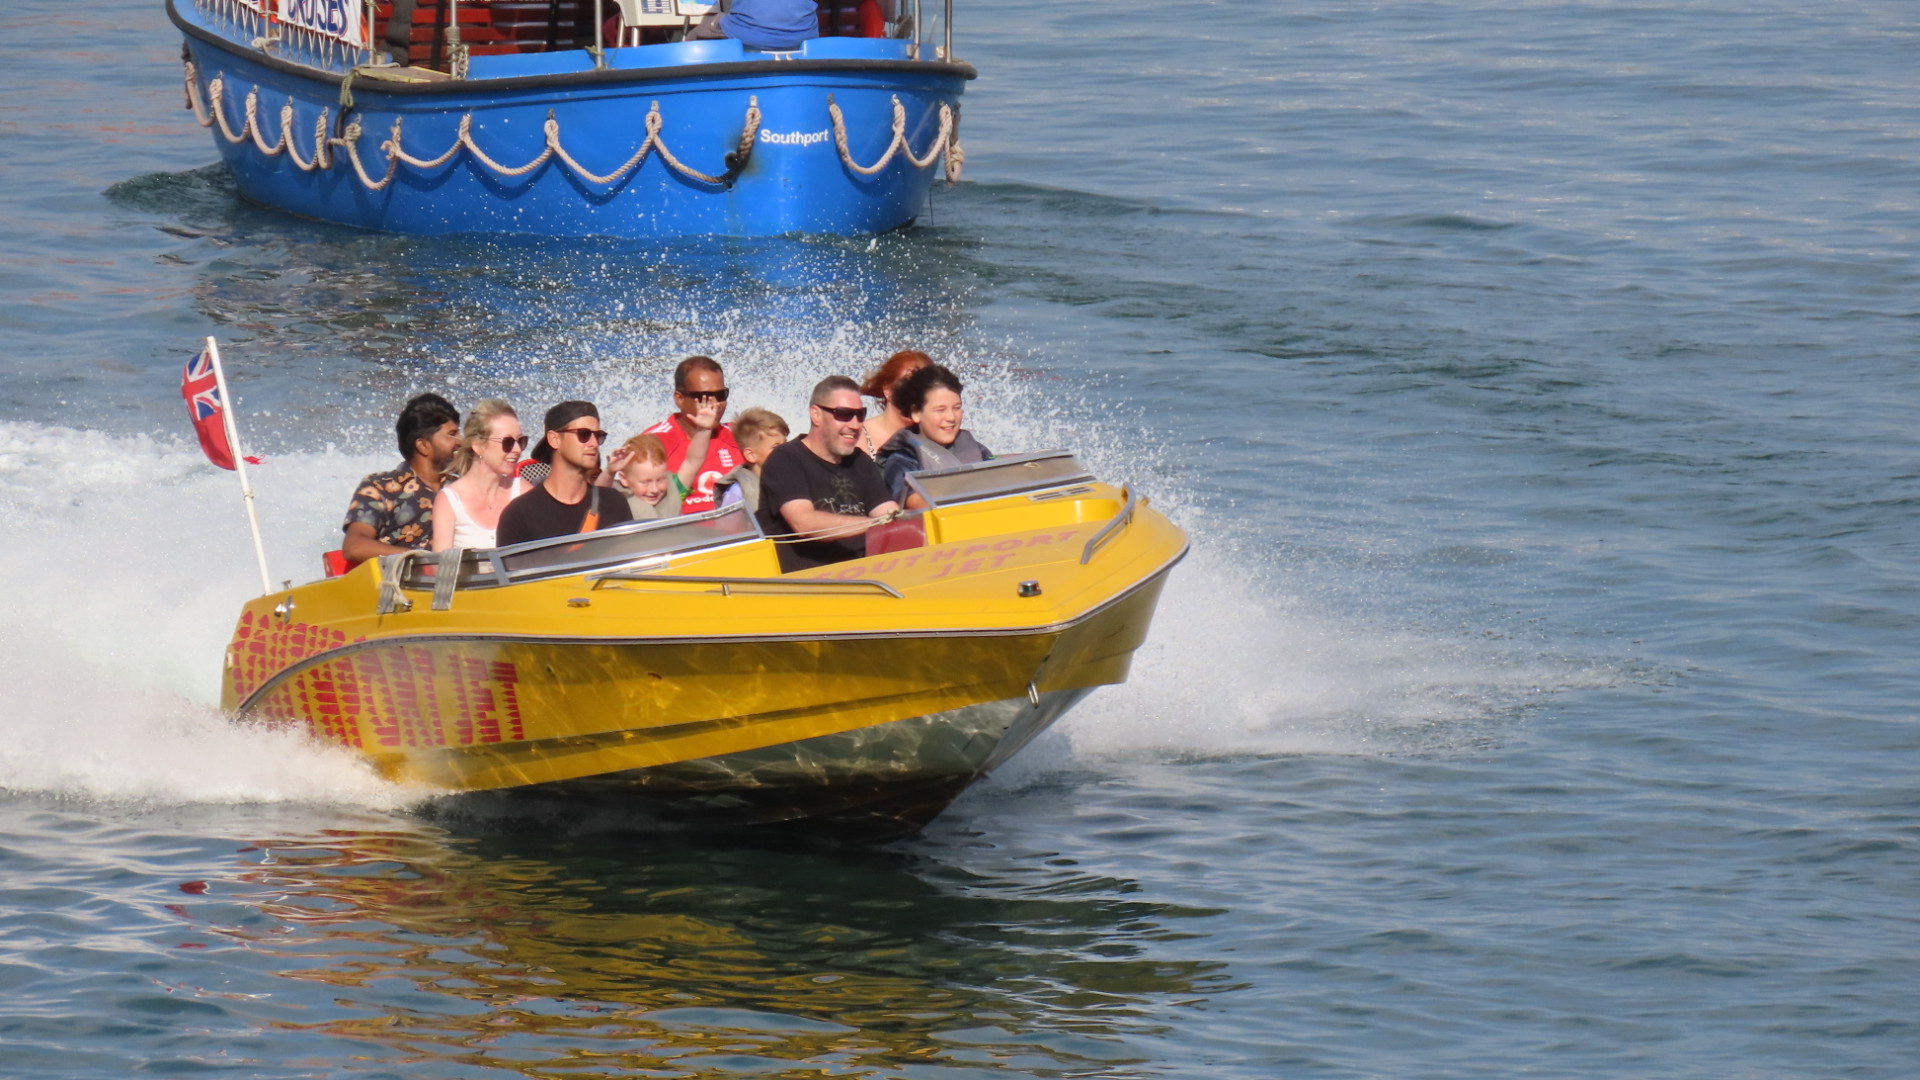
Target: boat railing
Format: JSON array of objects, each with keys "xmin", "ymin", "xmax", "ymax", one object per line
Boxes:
[
  {"xmin": 586, "ymin": 572, "xmax": 904, "ymax": 598},
  {"xmin": 1079, "ymin": 486, "xmax": 1138, "ymax": 565},
  {"xmin": 192, "ymin": 0, "xmax": 386, "ymax": 71},
  {"xmin": 190, "ymin": 0, "xmax": 956, "ymax": 75},
  {"xmin": 904, "ymin": 451, "xmax": 1095, "ymax": 509}
]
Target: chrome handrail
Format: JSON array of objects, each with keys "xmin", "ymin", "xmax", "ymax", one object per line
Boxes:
[
  {"xmin": 1080, "ymin": 486, "xmax": 1138, "ymax": 566},
  {"xmin": 587, "ymin": 572, "xmax": 904, "ymax": 598},
  {"xmin": 480, "ymin": 503, "xmax": 765, "ymax": 584}
]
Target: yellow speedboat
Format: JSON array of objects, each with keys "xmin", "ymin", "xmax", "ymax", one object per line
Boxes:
[{"xmin": 223, "ymin": 453, "xmax": 1187, "ymax": 835}]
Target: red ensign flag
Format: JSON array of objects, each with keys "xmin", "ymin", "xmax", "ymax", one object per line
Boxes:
[
  {"xmin": 180, "ymin": 345, "xmax": 260, "ymax": 469},
  {"xmin": 181, "ymin": 345, "xmax": 235, "ymax": 470}
]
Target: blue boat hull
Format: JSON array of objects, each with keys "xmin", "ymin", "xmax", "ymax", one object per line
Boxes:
[{"xmin": 170, "ymin": 1, "xmax": 972, "ymax": 239}]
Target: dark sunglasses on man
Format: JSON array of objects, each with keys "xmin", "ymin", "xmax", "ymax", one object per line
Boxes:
[
  {"xmin": 678, "ymin": 388, "xmax": 730, "ymax": 403},
  {"xmin": 559, "ymin": 427, "xmax": 610, "ymax": 443},
  {"xmin": 816, "ymin": 405, "xmax": 866, "ymax": 423}
]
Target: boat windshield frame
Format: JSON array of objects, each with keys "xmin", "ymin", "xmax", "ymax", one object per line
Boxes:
[
  {"xmin": 904, "ymin": 451, "xmax": 1094, "ymax": 509},
  {"xmin": 400, "ymin": 501, "xmax": 767, "ymax": 591}
]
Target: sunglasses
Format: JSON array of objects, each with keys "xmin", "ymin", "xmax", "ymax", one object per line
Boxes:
[
  {"xmin": 816, "ymin": 405, "xmax": 867, "ymax": 423},
  {"xmin": 490, "ymin": 435, "xmax": 530, "ymax": 452},
  {"xmin": 677, "ymin": 388, "xmax": 731, "ymax": 403},
  {"xmin": 559, "ymin": 427, "xmax": 610, "ymax": 443}
]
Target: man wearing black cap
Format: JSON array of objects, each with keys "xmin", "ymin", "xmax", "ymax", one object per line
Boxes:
[{"xmin": 495, "ymin": 401, "xmax": 633, "ymax": 547}]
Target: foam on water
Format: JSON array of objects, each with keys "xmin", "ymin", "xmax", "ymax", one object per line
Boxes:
[
  {"xmin": 987, "ymin": 552, "xmax": 1588, "ymax": 795},
  {"xmin": 0, "ymin": 420, "xmax": 411, "ymax": 805}
]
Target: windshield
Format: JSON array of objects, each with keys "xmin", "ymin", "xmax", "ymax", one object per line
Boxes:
[{"xmin": 403, "ymin": 501, "xmax": 765, "ymax": 590}]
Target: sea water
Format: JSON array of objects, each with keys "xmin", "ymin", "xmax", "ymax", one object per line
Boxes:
[{"xmin": 1, "ymin": 1, "xmax": 1916, "ymax": 1076}]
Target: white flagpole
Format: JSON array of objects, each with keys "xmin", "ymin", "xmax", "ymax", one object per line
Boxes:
[{"xmin": 205, "ymin": 337, "xmax": 275, "ymax": 595}]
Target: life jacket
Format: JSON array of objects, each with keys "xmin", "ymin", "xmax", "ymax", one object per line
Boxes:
[
  {"xmin": 818, "ymin": 0, "xmax": 886, "ymax": 38},
  {"xmin": 904, "ymin": 428, "xmax": 990, "ymax": 471}
]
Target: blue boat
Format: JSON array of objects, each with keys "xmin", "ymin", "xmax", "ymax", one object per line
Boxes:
[{"xmin": 168, "ymin": 0, "xmax": 973, "ymax": 237}]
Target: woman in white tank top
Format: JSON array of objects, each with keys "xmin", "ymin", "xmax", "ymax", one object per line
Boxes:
[{"xmin": 432, "ymin": 399, "xmax": 530, "ymax": 552}]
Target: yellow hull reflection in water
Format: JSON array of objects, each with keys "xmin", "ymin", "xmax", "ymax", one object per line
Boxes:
[
  {"xmin": 221, "ymin": 456, "xmax": 1186, "ymax": 834},
  {"xmin": 200, "ymin": 820, "xmax": 1232, "ymax": 1077}
]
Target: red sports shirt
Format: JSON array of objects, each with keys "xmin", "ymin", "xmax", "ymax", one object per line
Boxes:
[{"xmin": 643, "ymin": 415, "xmax": 743, "ymax": 515}]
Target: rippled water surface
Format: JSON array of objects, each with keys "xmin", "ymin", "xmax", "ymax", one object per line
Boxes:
[{"xmin": 2, "ymin": 1, "xmax": 1917, "ymax": 1076}]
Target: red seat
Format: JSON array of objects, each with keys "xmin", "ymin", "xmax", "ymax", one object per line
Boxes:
[
  {"xmin": 322, "ymin": 550, "xmax": 359, "ymax": 578},
  {"xmin": 819, "ymin": 0, "xmax": 887, "ymax": 37},
  {"xmin": 376, "ymin": 0, "xmax": 555, "ymax": 67},
  {"xmin": 865, "ymin": 515, "xmax": 925, "ymax": 556}
]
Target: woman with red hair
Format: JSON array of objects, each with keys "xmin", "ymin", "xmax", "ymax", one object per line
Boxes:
[{"xmin": 857, "ymin": 349, "xmax": 932, "ymax": 459}]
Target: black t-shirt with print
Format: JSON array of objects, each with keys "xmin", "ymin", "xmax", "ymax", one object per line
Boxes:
[{"xmin": 758, "ymin": 440, "xmax": 893, "ymax": 571}]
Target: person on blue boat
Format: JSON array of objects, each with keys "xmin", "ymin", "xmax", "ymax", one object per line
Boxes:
[
  {"xmin": 877, "ymin": 364, "xmax": 992, "ymax": 509},
  {"xmin": 496, "ymin": 401, "xmax": 634, "ymax": 547},
  {"xmin": 760, "ymin": 377, "xmax": 899, "ymax": 571},
  {"xmin": 687, "ymin": 0, "xmax": 821, "ymax": 50},
  {"xmin": 342, "ymin": 393, "xmax": 462, "ymax": 565}
]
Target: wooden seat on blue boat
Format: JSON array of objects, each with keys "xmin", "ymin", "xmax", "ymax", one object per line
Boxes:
[{"xmin": 377, "ymin": 0, "xmax": 597, "ymax": 68}]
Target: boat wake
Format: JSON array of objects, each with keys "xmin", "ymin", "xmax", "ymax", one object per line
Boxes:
[
  {"xmin": 0, "ymin": 638, "xmax": 399, "ymax": 806},
  {"xmin": 0, "ymin": 420, "xmax": 408, "ymax": 806},
  {"xmin": 1048, "ymin": 543, "xmax": 1570, "ymax": 769}
]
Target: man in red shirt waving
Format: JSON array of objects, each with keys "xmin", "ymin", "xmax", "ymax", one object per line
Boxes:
[{"xmin": 642, "ymin": 355, "xmax": 743, "ymax": 515}]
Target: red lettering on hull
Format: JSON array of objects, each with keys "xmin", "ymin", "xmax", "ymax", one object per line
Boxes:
[{"xmin": 236, "ymin": 616, "xmax": 525, "ymax": 752}]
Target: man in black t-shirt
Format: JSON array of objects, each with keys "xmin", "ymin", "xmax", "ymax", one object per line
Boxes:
[
  {"xmin": 759, "ymin": 375, "xmax": 901, "ymax": 572},
  {"xmin": 497, "ymin": 400, "xmax": 634, "ymax": 547}
]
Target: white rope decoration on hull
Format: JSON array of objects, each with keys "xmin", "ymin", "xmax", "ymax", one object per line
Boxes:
[
  {"xmin": 184, "ymin": 60, "xmax": 960, "ymax": 192},
  {"xmin": 825, "ymin": 93, "xmax": 960, "ymax": 181}
]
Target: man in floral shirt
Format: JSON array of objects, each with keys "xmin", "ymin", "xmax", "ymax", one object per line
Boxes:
[{"xmin": 342, "ymin": 393, "xmax": 462, "ymax": 565}]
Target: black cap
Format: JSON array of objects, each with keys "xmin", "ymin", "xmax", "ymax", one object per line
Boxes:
[{"xmin": 531, "ymin": 400, "xmax": 598, "ymax": 464}]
